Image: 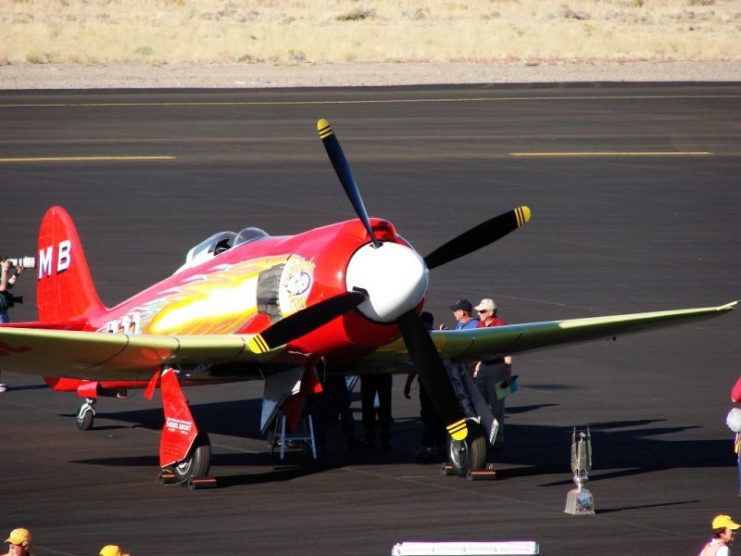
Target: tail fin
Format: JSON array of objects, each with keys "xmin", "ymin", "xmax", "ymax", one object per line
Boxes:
[{"xmin": 36, "ymin": 206, "xmax": 106, "ymax": 324}]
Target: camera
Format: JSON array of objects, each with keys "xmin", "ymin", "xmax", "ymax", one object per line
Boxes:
[{"xmin": 1, "ymin": 256, "xmax": 36, "ymax": 269}]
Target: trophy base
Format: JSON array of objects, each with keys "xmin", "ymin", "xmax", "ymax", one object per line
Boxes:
[{"xmin": 564, "ymin": 487, "xmax": 595, "ymax": 515}]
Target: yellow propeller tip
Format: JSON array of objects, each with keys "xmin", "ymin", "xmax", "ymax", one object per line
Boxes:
[
  {"xmin": 516, "ymin": 205, "xmax": 532, "ymax": 227},
  {"xmin": 247, "ymin": 334, "xmax": 270, "ymax": 354},
  {"xmin": 317, "ymin": 118, "xmax": 330, "ymax": 131},
  {"xmin": 450, "ymin": 429, "xmax": 468, "ymax": 441},
  {"xmin": 446, "ymin": 418, "xmax": 468, "ymax": 441},
  {"xmin": 522, "ymin": 206, "xmax": 531, "ymax": 222}
]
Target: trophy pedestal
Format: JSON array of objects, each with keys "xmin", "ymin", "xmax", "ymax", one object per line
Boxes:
[{"xmin": 564, "ymin": 487, "xmax": 595, "ymax": 515}]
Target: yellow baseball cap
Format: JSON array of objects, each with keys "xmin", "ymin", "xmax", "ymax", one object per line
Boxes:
[
  {"xmin": 713, "ymin": 514, "xmax": 741, "ymax": 530},
  {"xmin": 4, "ymin": 528, "xmax": 31, "ymax": 546},
  {"xmin": 100, "ymin": 545, "xmax": 130, "ymax": 556}
]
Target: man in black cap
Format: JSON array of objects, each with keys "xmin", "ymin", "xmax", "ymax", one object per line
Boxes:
[{"xmin": 440, "ymin": 299, "xmax": 478, "ymax": 330}]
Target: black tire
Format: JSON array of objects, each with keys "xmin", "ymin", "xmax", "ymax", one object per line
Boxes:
[
  {"xmin": 75, "ymin": 407, "xmax": 94, "ymax": 431},
  {"xmin": 173, "ymin": 434, "xmax": 212, "ymax": 483},
  {"xmin": 447, "ymin": 422, "xmax": 487, "ymax": 477}
]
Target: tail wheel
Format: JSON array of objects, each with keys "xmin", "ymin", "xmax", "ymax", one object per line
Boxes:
[
  {"xmin": 173, "ymin": 433, "xmax": 211, "ymax": 483},
  {"xmin": 447, "ymin": 421, "xmax": 486, "ymax": 477}
]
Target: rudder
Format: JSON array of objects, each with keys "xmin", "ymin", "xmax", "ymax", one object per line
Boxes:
[{"xmin": 37, "ymin": 206, "xmax": 106, "ymax": 324}]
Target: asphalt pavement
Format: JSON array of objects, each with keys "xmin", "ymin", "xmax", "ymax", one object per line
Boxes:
[{"xmin": 1, "ymin": 82, "xmax": 740, "ymax": 555}]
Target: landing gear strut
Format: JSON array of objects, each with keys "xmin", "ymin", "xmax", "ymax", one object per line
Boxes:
[
  {"xmin": 157, "ymin": 367, "xmax": 216, "ymax": 487},
  {"xmin": 75, "ymin": 398, "xmax": 96, "ymax": 431}
]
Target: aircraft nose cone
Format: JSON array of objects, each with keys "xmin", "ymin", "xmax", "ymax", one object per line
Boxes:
[{"xmin": 345, "ymin": 242, "xmax": 428, "ymax": 323}]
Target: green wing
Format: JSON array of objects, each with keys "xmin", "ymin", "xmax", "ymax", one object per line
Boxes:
[
  {"xmin": 344, "ymin": 301, "xmax": 738, "ymax": 374},
  {"xmin": 0, "ymin": 327, "xmax": 283, "ymax": 380},
  {"xmin": 0, "ymin": 301, "xmax": 735, "ymax": 380}
]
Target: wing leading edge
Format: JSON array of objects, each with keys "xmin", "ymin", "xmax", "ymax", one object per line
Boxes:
[
  {"xmin": 349, "ymin": 301, "xmax": 738, "ymax": 373},
  {"xmin": 0, "ymin": 327, "xmax": 284, "ymax": 381},
  {"xmin": 0, "ymin": 301, "xmax": 735, "ymax": 380}
]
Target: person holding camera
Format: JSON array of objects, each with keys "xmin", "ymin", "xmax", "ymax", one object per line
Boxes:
[
  {"xmin": 0, "ymin": 259, "xmax": 25, "ymax": 392},
  {"xmin": 1, "ymin": 259, "xmax": 25, "ymax": 318}
]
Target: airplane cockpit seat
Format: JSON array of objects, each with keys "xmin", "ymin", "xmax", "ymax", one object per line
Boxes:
[{"xmin": 213, "ymin": 237, "xmax": 231, "ymax": 255}]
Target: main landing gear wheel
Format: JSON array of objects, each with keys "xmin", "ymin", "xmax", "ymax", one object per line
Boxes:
[
  {"xmin": 172, "ymin": 433, "xmax": 212, "ymax": 484},
  {"xmin": 447, "ymin": 421, "xmax": 487, "ymax": 477},
  {"xmin": 75, "ymin": 399, "xmax": 96, "ymax": 431}
]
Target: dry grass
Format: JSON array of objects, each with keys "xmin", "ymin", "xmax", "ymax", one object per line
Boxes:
[{"xmin": 1, "ymin": 0, "xmax": 740, "ymax": 66}]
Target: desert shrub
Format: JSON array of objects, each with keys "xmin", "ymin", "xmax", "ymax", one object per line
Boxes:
[
  {"xmin": 336, "ymin": 8, "xmax": 375, "ymax": 21},
  {"xmin": 287, "ymin": 48, "xmax": 306, "ymax": 62},
  {"xmin": 133, "ymin": 46, "xmax": 154, "ymax": 57},
  {"xmin": 561, "ymin": 5, "xmax": 590, "ymax": 20}
]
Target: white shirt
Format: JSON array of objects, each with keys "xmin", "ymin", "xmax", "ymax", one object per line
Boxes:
[{"xmin": 699, "ymin": 539, "xmax": 729, "ymax": 556}]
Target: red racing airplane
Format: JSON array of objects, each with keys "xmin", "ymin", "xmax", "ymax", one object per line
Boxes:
[{"xmin": 0, "ymin": 119, "xmax": 736, "ymax": 485}]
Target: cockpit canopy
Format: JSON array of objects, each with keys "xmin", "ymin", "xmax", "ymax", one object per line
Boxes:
[
  {"xmin": 176, "ymin": 226, "xmax": 270, "ymax": 273},
  {"xmin": 235, "ymin": 227, "xmax": 270, "ymax": 246}
]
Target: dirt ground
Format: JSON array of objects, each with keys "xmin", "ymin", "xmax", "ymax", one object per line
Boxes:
[
  {"xmin": 1, "ymin": 60, "xmax": 739, "ymax": 89},
  {"xmin": 1, "ymin": 0, "xmax": 739, "ymax": 89}
]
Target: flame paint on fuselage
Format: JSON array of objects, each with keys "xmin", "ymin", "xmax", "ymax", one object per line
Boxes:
[{"xmin": 91, "ymin": 218, "xmax": 414, "ymax": 361}]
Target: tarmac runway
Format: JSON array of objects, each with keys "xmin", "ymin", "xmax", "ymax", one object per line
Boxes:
[{"xmin": 1, "ymin": 82, "xmax": 741, "ymax": 555}]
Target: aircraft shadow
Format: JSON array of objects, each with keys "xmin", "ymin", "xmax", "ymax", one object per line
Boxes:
[
  {"xmin": 71, "ymin": 452, "xmax": 346, "ymax": 487},
  {"xmin": 66, "ymin": 399, "xmax": 736, "ymax": 487},
  {"xmin": 506, "ymin": 403, "xmax": 558, "ymax": 415},
  {"xmin": 596, "ymin": 500, "xmax": 700, "ymax": 514},
  {"xmin": 496, "ymin": 419, "xmax": 735, "ymax": 483},
  {"xmin": 72, "ymin": 455, "xmax": 160, "ymax": 467},
  {"xmin": 5, "ymin": 383, "xmax": 49, "ymax": 392}
]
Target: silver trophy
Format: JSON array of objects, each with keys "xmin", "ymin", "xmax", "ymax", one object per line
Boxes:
[{"xmin": 564, "ymin": 427, "xmax": 595, "ymax": 515}]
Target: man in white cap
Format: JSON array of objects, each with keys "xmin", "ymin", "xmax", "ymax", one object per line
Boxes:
[
  {"xmin": 698, "ymin": 514, "xmax": 740, "ymax": 555},
  {"xmin": 3, "ymin": 528, "xmax": 34, "ymax": 556},
  {"xmin": 473, "ymin": 298, "xmax": 512, "ymax": 449}
]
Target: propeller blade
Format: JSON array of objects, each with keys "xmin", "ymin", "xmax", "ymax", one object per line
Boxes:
[
  {"xmin": 397, "ymin": 310, "xmax": 468, "ymax": 440},
  {"xmin": 261, "ymin": 291, "xmax": 367, "ymax": 349},
  {"xmin": 424, "ymin": 206, "xmax": 531, "ymax": 270},
  {"xmin": 317, "ymin": 118, "xmax": 381, "ymax": 248}
]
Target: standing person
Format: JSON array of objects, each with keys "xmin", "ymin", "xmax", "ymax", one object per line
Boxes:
[
  {"xmin": 404, "ymin": 311, "xmax": 447, "ymax": 459},
  {"xmin": 3, "ymin": 528, "xmax": 35, "ymax": 556},
  {"xmin": 698, "ymin": 514, "xmax": 739, "ymax": 556},
  {"xmin": 733, "ymin": 377, "xmax": 741, "ymax": 405},
  {"xmin": 314, "ymin": 374, "xmax": 358, "ymax": 454},
  {"xmin": 439, "ymin": 299, "xmax": 478, "ymax": 330},
  {"xmin": 0, "ymin": 259, "xmax": 25, "ymax": 393},
  {"xmin": 728, "ymin": 376, "xmax": 741, "ymax": 496},
  {"xmin": 361, "ymin": 373, "xmax": 393, "ymax": 451},
  {"xmin": 473, "ymin": 298, "xmax": 512, "ymax": 449}
]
